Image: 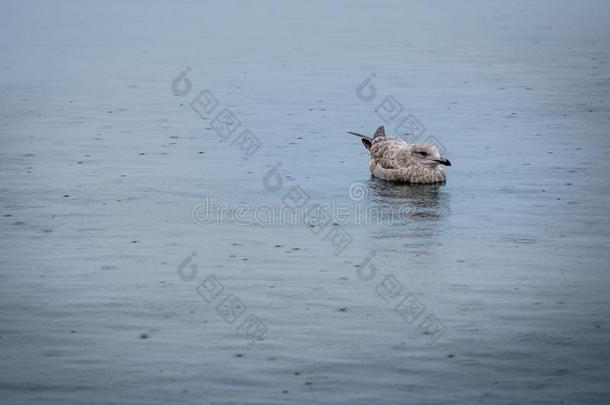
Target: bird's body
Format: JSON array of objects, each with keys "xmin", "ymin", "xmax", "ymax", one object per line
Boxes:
[{"xmin": 348, "ymin": 126, "xmax": 451, "ymax": 184}]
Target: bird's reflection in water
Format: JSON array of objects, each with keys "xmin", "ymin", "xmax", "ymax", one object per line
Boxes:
[
  {"xmin": 362, "ymin": 178, "xmax": 451, "ymax": 282},
  {"xmin": 366, "ymin": 177, "xmax": 450, "ymax": 223}
]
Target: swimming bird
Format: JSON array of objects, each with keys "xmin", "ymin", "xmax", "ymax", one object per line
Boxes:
[{"xmin": 348, "ymin": 126, "xmax": 451, "ymax": 183}]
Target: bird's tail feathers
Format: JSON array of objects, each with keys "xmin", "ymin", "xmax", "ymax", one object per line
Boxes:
[{"xmin": 347, "ymin": 131, "xmax": 373, "ymax": 150}]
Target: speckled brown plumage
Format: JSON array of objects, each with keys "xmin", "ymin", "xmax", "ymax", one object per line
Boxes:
[{"xmin": 348, "ymin": 126, "xmax": 451, "ymax": 184}]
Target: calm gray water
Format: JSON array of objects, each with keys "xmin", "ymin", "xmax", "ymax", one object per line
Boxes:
[{"xmin": 1, "ymin": 1, "xmax": 609, "ymax": 404}]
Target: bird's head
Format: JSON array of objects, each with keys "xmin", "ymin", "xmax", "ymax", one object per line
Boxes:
[{"xmin": 397, "ymin": 144, "xmax": 451, "ymax": 168}]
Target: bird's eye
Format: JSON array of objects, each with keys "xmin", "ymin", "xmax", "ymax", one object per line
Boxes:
[{"xmin": 419, "ymin": 151, "xmax": 427, "ymax": 157}]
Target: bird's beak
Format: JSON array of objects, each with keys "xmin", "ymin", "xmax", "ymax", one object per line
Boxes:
[{"xmin": 435, "ymin": 157, "xmax": 451, "ymax": 166}]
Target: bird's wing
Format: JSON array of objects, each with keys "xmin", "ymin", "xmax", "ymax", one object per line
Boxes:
[
  {"xmin": 372, "ymin": 125, "xmax": 386, "ymax": 139},
  {"xmin": 370, "ymin": 138, "xmax": 407, "ymax": 169}
]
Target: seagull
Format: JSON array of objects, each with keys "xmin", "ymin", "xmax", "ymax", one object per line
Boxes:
[{"xmin": 348, "ymin": 125, "xmax": 451, "ymax": 184}]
